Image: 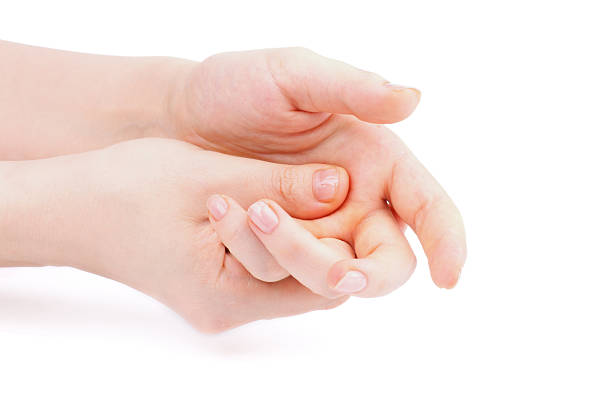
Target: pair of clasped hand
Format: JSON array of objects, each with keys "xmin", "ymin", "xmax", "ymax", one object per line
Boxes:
[{"xmin": 0, "ymin": 43, "xmax": 466, "ymax": 332}]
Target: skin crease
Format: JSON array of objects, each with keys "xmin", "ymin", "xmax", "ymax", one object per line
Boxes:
[
  {"xmin": 170, "ymin": 48, "xmax": 467, "ymax": 296},
  {"xmin": 0, "ymin": 139, "xmax": 352, "ymax": 333}
]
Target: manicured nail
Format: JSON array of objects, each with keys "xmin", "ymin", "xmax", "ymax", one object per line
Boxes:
[
  {"xmin": 248, "ymin": 201, "xmax": 279, "ymax": 234},
  {"xmin": 334, "ymin": 270, "xmax": 367, "ymax": 294},
  {"xmin": 313, "ymin": 168, "xmax": 339, "ymax": 202},
  {"xmin": 207, "ymin": 195, "xmax": 228, "ymax": 221}
]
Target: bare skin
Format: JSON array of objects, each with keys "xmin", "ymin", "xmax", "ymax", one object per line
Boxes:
[{"xmin": 0, "ymin": 42, "xmax": 466, "ymax": 328}]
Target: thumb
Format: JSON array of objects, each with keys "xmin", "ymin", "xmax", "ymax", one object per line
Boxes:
[
  {"xmin": 268, "ymin": 47, "xmax": 421, "ymax": 124},
  {"xmin": 215, "ymin": 154, "xmax": 349, "ymax": 220}
]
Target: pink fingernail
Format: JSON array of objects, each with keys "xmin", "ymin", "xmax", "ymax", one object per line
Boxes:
[
  {"xmin": 313, "ymin": 168, "xmax": 339, "ymax": 202},
  {"xmin": 207, "ymin": 195, "xmax": 228, "ymax": 221},
  {"xmin": 334, "ymin": 270, "xmax": 367, "ymax": 294},
  {"xmin": 248, "ymin": 201, "xmax": 279, "ymax": 234}
]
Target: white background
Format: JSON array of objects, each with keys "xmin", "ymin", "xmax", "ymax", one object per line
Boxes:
[{"xmin": 1, "ymin": 1, "xmax": 611, "ymax": 403}]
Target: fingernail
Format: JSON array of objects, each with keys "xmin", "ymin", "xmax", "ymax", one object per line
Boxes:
[
  {"xmin": 384, "ymin": 83, "xmax": 421, "ymax": 99},
  {"xmin": 207, "ymin": 195, "xmax": 228, "ymax": 221},
  {"xmin": 313, "ymin": 168, "xmax": 339, "ymax": 202},
  {"xmin": 385, "ymin": 82, "xmax": 409, "ymax": 90},
  {"xmin": 334, "ymin": 270, "xmax": 367, "ymax": 294},
  {"xmin": 248, "ymin": 201, "xmax": 279, "ymax": 234}
]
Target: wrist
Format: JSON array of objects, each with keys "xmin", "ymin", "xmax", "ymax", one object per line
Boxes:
[
  {"xmin": 162, "ymin": 58, "xmax": 200, "ymax": 141},
  {"xmin": 106, "ymin": 56, "xmax": 196, "ymax": 143},
  {"xmin": 0, "ymin": 162, "xmax": 36, "ymax": 267}
]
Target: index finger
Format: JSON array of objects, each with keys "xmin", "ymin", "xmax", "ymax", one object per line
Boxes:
[{"xmin": 246, "ymin": 199, "xmax": 354, "ymax": 298}]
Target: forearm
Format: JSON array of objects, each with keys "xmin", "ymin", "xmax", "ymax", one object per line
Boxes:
[
  {"xmin": 0, "ymin": 154, "xmax": 96, "ymax": 268},
  {"xmin": 0, "ymin": 40, "xmax": 193, "ymax": 160}
]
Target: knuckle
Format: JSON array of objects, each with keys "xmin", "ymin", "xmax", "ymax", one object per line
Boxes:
[
  {"xmin": 267, "ymin": 47, "xmax": 312, "ymax": 74},
  {"xmin": 267, "ymin": 48, "xmax": 315, "ymax": 82},
  {"xmin": 273, "ymin": 166, "xmax": 305, "ymax": 207},
  {"xmin": 413, "ymin": 193, "xmax": 443, "ymax": 234}
]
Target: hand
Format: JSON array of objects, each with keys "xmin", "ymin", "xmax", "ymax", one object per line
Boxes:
[
  {"xmin": 0, "ymin": 138, "xmax": 352, "ymax": 332},
  {"xmin": 169, "ymin": 48, "xmax": 467, "ymax": 296}
]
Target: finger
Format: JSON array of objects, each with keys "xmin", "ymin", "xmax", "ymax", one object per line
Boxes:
[
  {"xmin": 207, "ymin": 194, "xmax": 288, "ymax": 282},
  {"xmin": 246, "ymin": 199, "xmax": 354, "ymax": 298},
  {"xmin": 388, "ymin": 152, "xmax": 467, "ymax": 288},
  {"xmin": 327, "ymin": 209, "xmax": 417, "ymax": 298},
  {"xmin": 268, "ymin": 47, "xmax": 421, "ymax": 124},
  {"xmin": 213, "ymin": 153, "xmax": 349, "ymax": 220}
]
